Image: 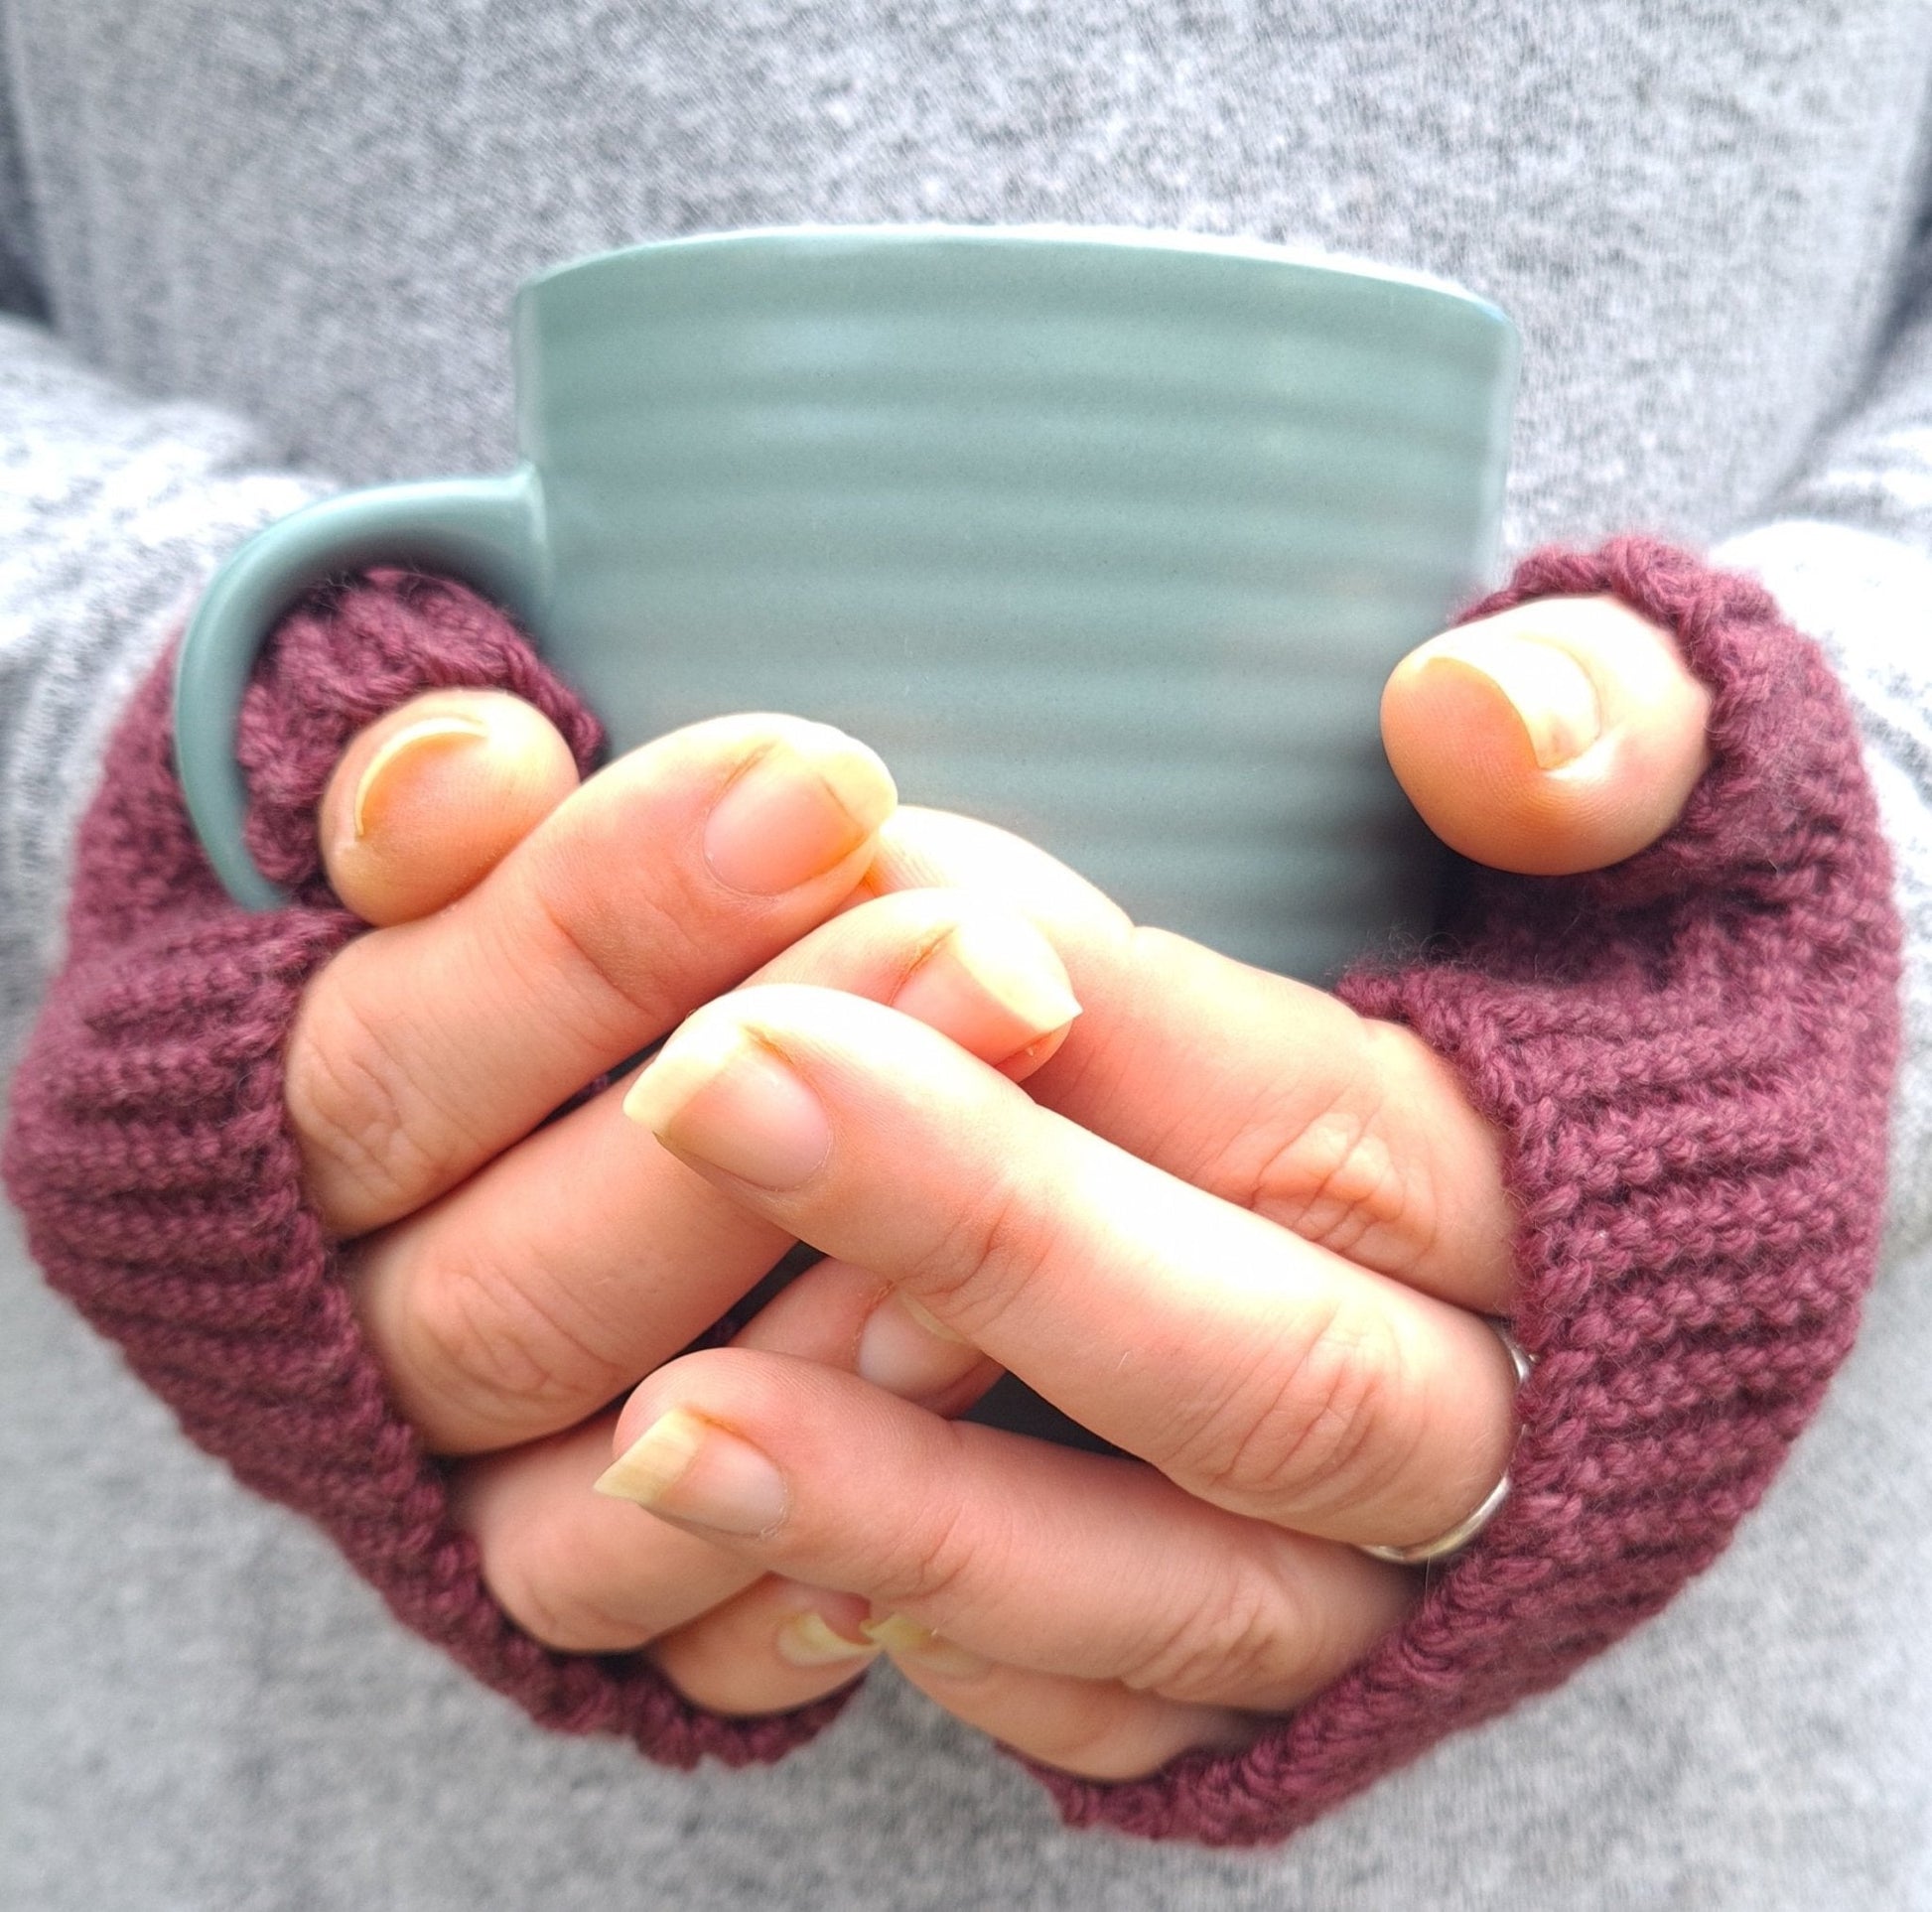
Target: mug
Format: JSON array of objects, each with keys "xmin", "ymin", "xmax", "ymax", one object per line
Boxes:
[{"xmin": 175, "ymin": 224, "xmax": 1517, "ymax": 981}]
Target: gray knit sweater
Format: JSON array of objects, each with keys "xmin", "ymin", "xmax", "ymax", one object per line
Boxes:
[{"xmin": 3, "ymin": 3, "xmax": 1932, "ymax": 1906}]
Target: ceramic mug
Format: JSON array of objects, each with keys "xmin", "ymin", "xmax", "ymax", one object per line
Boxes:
[{"xmin": 174, "ymin": 225, "xmax": 1517, "ymax": 980}]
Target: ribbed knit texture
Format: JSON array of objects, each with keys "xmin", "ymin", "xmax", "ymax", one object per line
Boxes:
[
  {"xmin": 0, "ymin": 540, "xmax": 1900, "ymax": 1844},
  {"xmin": 1027, "ymin": 537, "xmax": 1903, "ymax": 1842},
  {"xmin": 0, "ymin": 569, "xmax": 855, "ymax": 1770}
]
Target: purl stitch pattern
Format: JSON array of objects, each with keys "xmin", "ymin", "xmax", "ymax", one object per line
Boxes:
[{"xmin": 1, "ymin": 540, "xmax": 1901, "ymax": 1844}]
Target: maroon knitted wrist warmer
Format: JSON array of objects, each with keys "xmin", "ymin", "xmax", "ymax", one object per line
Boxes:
[
  {"xmin": 3, "ymin": 540, "xmax": 1902, "ymax": 1842},
  {"xmin": 1, "ymin": 568, "xmax": 857, "ymax": 1770},
  {"xmin": 1025, "ymin": 535, "xmax": 1903, "ymax": 1844}
]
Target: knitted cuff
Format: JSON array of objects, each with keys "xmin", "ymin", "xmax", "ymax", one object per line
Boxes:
[
  {"xmin": 1023, "ymin": 535, "xmax": 1903, "ymax": 1844},
  {"xmin": 1, "ymin": 568, "xmax": 858, "ymax": 1770}
]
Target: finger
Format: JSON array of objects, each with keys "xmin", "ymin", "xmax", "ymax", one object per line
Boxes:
[
  {"xmin": 597, "ymin": 1349, "xmax": 1415, "ymax": 1711},
  {"xmin": 451, "ymin": 1414, "xmax": 756, "ymax": 1650},
  {"xmin": 1380, "ymin": 593, "xmax": 1713, "ymax": 875},
  {"xmin": 287, "ymin": 712, "xmax": 897, "ymax": 1238},
  {"xmin": 1031, "ymin": 927, "xmax": 1514, "ymax": 1313},
  {"xmin": 352, "ymin": 891, "xmax": 1067, "ymax": 1452},
  {"xmin": 731, "ymin": 1252, "xmax": 1004, "ymax": 1421},
  {"xmin": 859, "ymin": 810, "xmax": 1514, "ymax": 1312},
  {"xmin": 651, "ymin": 1574, "xmax": 1254, "ymax": 1779},
  {"xmin": 622, "ymin": 987, "xmax": 1521, "ymax": 1548},
  {"xmin": 450, "ymin": 1260, "xmax": 1001, "ymax": 1662},
  {"xmin": 874, "ymin": 1637, "xmax": 1255, "ymax": 1781},
  {"xmin": 318, "ymin": 689, "xmax": 583, "ymax": 924},
  {"xmin": 644, "ymin": 1575, "xmax": 884, "ymax": 1717},
  {"xmin": 855, "ymin": 805, "xmax": 1132, "ymax": 946}
]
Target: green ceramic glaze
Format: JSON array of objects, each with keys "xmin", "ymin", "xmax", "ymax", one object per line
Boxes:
[{"xmin": 175, "ymin": 224, "xmax": 1517, "ymax": 978}]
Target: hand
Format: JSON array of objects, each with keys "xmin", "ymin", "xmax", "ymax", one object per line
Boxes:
[
  {"xmin": 282, "ymin": 591, "xmax": 1711, "ymax": 1781},
  {"xmin": 285, "ymin": 699, "xmax": 1094, "ymax": 1696},
  {"xmin": 582, "ymin": 592, "xmax": 1717, "ymax": 1776}
]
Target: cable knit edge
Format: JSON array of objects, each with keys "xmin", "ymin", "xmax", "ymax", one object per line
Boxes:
[{"xmin": 1021, "ymin": 537, "xmax": 1903, "ymax": 1844}]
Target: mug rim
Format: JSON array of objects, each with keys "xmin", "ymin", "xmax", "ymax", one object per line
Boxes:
[{"xmin": 517, "ymin": 222, "xmax": 1514, "ymax": 333}]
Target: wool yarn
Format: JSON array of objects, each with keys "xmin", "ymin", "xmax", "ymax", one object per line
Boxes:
[
  {"xmin": 1031, "ymin": 538, "xmax": 1902, "ymax": 1841},
  {"xmin": 2, "ymin": 542, "xmax": 1901, "ymax": 1844},
  {"xmin": 3, "ymin": 570, "xmax": 849, "ymax": 1770}
]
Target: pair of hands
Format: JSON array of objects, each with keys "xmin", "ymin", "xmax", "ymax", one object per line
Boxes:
[{"xmin": 283, "ymin": 595, "xmax": 1711, "ymax": 1782}]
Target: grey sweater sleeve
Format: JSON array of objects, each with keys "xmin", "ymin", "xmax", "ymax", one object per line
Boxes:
[
  {"xmin": 0, "ymin": 319, "xmax": 332, "ymax": 1058},
  {"xmin": 0, "ymin": 11, "xmax": 330, "ymax": 1059},
  {"xmin": 0, "ymin": 18, "xmax": 39, "ymax": 322},
  {"xmin": 1710, "ymin": 214, "xmax": 1932, "ymax": 1260}
]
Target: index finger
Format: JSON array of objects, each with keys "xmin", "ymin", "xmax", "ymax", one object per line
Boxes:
[
  {"xmin": 622, "ymin": 986, "xmax": 1522, "ymax": 1550},
  {"xmin": 287, "ymin": 714, "xmax": 895, "ymax": 1238},
  {"xmin": 862, "ymin": 807, "xmax": 1515, "ymax": 1313}
]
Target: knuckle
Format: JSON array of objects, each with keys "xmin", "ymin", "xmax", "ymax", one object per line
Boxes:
[
  {"xmin": 499, "ymin": 864, "xmax": 674, "ymax": 1052},
  {"xmin": 899, "ymin": 1169, "xmax": 1050, "ymax": 1346},
  {"xmin": 1118, "ymin": 1544, "xmax": 1311, "ymax": 1707},
  {"xmin": 286, "ymin": 969, "xmax": 451, "ymax": 1231},
  {"xmin": 512, "ymin": 791, "xmax": 720, "ymax": 1041},
  {"xmin": 483, "ymin": 1543, "xmax": 648, "ymax": 1655},
  {"xmin": 1167, "ymin": 1301, "xmax": 1402, "ymax": 1523},
  {"xmin": 864, "ymin": 1441, "xmax": 992, "ymax": 1614},
  {"xmin": 406, "ymin": 1243, "xmax": 632, "ymax": 1445},
  {"xmin": 1245, "ymin": 1089, "xmax": 1429, "ymax": 1270}
]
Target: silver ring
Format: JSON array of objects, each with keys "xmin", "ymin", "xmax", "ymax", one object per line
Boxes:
[{"xmin": 1355, "ymin": 1320, "xmax": 1534, "ymax": 1567}]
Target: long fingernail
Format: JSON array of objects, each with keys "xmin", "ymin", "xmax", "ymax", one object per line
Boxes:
[
  {"xmin": 350, "ymin": 713, "xmax": 491, "ymax": 841},
  {"xmin": 856, "ymin": 1293, "xmax": 979, "ymax": 1399},
  {"xmin": 705, "ymin": 729, "xmax": 897, "ymax": 895},
  {"xmin": 860, "ymin": 1613, "xmax": 994, "ymax": 1680},
  {"xmin": 621, "ymin": 1018, "xmax": 830, "ymax": 1189},
  {"xmin": 593, "ymin": 1407, "xmax": 789, "ymax": 1536},
  {"xmin": 891, "ymin": 914, "xmax": 1081, "ymax": 1063},
  {"xmin": 1429, "ymin": 634, "xmax": 1602, "ymax": 769},
  {"xmin": 775, "ymin": 1610, "xmax": 881, "ymax": 1669}
]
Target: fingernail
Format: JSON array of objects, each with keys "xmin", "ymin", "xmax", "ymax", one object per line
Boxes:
[
  {"xmin": 774, "ymin": 1610, "xmax": 881, "ymax": 1669},
  {"xmin": 860, "ymin": 1613, "xmax": 994, "ymax": 1680},
  {"xmin": 1431, "ymin": 634, "xmax": 1602, "ymax": 769},
  {"xmin": 592, "ymin": 1406, "xmax": 789, "ymax": 1536},
  {"xmin": 705, "ymin": 730, "xmax": 897, "ymax": 895},
  {"xmin": 891, "ymin": 914, "xmax": 1081, "ymax": 1063},
  {"xmin": 350, "ymin": 714, "xmax": 491, "ymax": 841},
  {"xmin": 621, "ymin": 1018, "xmax": 830, "ymax": 1189},
  {"xmin": 856, "ymin": 1292, "xmax": 979, "ymax": 1399}
]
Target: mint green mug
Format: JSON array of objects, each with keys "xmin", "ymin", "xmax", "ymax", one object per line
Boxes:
[{"xmin": 175, "ymin": 225, "xmax": 1516, "ymax": 980}]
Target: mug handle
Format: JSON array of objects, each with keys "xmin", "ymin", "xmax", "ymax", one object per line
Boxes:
[{"xmin": 173, "ymin": 469, "xmax": 546, "ymax": 910}]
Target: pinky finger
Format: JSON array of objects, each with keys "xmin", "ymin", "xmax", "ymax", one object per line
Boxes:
[
  {"xmin": 870, "ymin": 1621, "xmax": 1258, "ymax": 1782},
  {"xmin": 647, "ymin": 1574, "xmax": 884, "ymax": 1717}
]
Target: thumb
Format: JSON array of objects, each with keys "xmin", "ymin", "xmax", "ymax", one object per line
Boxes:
[
  {"xmin": 318, "ymin": 688, "xmax": 582, "ymax": 923},
  {"xmin": 1380, "ymin": 594, "xmax": 1713, "ymax": 876}
]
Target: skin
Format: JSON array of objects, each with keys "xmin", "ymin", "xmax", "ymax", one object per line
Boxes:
[{"xmin": 286, "ymin": 594, "xmax": 1711, "ymax": 1779}]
